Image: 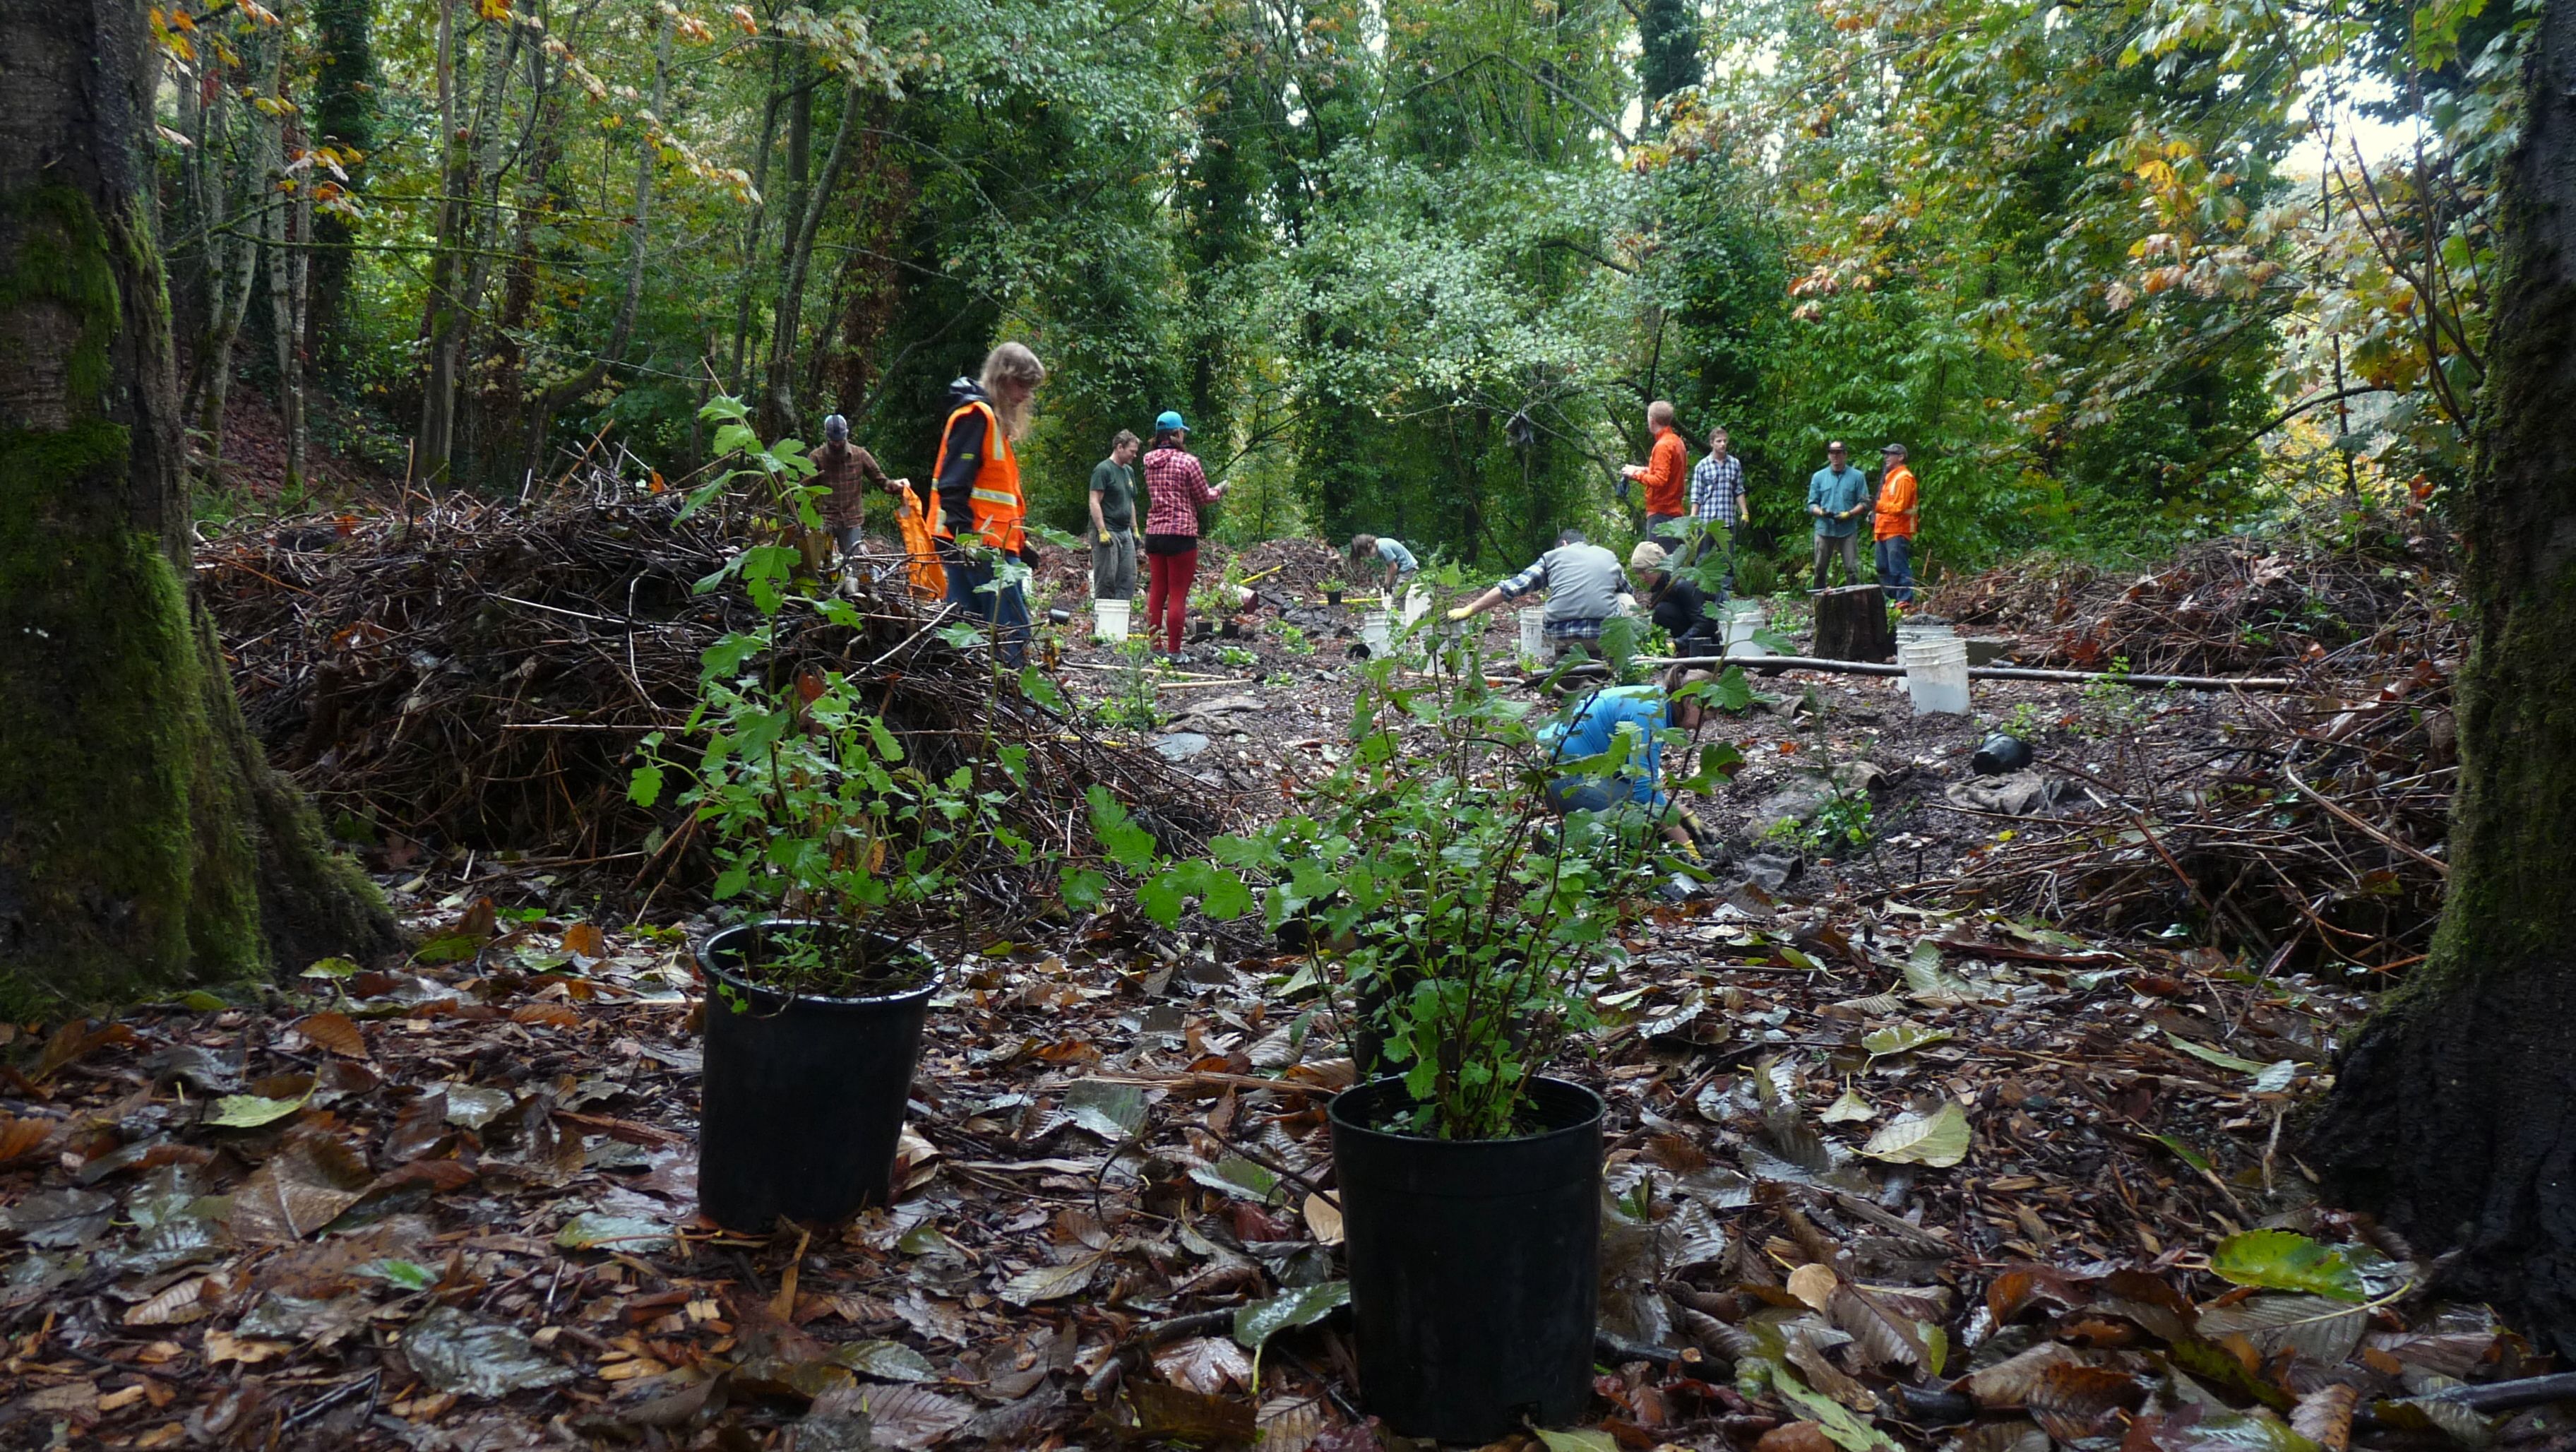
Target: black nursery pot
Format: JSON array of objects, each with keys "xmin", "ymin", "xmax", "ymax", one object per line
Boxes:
[
  {"xmin": 1328, "ymin": 1075, "xmax": 1604, "ymax": 1444},
  {"xmin": 696, "ymin": 921, "xmax": 938, "ymax": 1229}
]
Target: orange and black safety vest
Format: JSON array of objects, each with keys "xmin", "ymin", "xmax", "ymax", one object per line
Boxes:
[{"xmin": 931, "ymin": 400, "xmax": 1026, "ymax": 554}]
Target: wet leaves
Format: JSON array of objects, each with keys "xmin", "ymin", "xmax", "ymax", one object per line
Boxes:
[
  {"xmin": 403, "ymin": 1307, "xmax": 574, "ymax": 1398},
  {"xmin": 2025, "ymin": 1362, "xmax": 2149, "ymax": 1441},
  {"xmin": 2209, "ymin": 1229, "xmax": 2368, "ymax": 1301},
  {"xmin": 228, "ymin": 1129, "xmax": 372, "ymax": 1240},
  {"xmin": 1061, "ymin": 1078, "xmax": 1148, "ymax": 1138},
  {"xmin": 1154, "ymin": 1334, "xmax": 1255, "ymax": 1394},
  {"xmin": 818, "ymin": 1383, "xmax": 974, "ymax": 1449},
  {"xmin": 1859, "ymin": 1100, "xmax": 1972, "ymax": 1167},
  {"xmin": 205, "ymin": 1088, "xmax": 311, "ymax": 1128},
  {"xmin": 294, "ymin": 1010, "xmax": 369, "ymax": 1057},
  {"xmin": 999, "ymin": 1251, "xmax": 1105, "ymax": 1305},
  {"xmin": 1235, "ymin": 1280, "xmax": 1350, "ymax": 1352},
  {"xmin": 2, "ymin": 1186, "xmax": 116, "ymax": 1246},
  {"xmin": 1113, "ymin": 1381, "xmax": 1259, "ymax": 1443}
]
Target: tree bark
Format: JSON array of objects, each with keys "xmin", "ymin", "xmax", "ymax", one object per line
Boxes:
[
  {"xmin": 1812, "ymin": 584, "xmax": 1893, "ymax": 662},
  {"xmin": 2308, "ymin": 0, "xmax": 2576, "ymax": 1353},
  {"xmin": 0, "ymin": 0, "xmax": 395, "ymax": 1012},
  {"xmin": 412, "ymin": 0, "xmax": 470, "ymax": 487},
  {"xmin": 264, "ymin": 114, "xmax": 311, "ymax": 494},
  {"xmin": 306, "ymin": 0, "xmax": 375, "ymax": 387},
  {"xmin": 182, "ymin": 35, "xmax": 272, "ymax": 483},
  {"xmin": 520, "ymin": 14, "xmax": 665, "ymax": 479}
]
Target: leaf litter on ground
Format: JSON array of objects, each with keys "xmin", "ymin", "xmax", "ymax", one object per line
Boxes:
[{"xmin": 0, "ymin": 668, "xmax": 2526, "ymax": 1451}]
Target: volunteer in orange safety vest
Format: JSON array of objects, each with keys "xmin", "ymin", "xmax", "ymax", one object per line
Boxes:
[{"xmin": 929, "ymin": 342, "xmax": 1046, "ymax": 665}]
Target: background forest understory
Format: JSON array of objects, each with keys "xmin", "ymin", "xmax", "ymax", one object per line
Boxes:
[{"xmin": 165, "ymin": 0, "xmax": 2521, "ymax": 569}]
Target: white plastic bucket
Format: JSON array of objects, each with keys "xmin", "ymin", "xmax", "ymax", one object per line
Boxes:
[
  {"xmin": 1093, "ymin": 598, "xmax": 1130, "ymax": 643},
  {"xmin": 1517, "ymin": 607, "xmax": 1546, "ymax": 667},
  {"xmin": 1901, "ymin": 638, "xmax": 1970, "ymax": 715},
  {"xmin": 1722, "ymin": 604, "xmax": 1769, "ymax": 659},
  {"xmin": 1402, "ymin": 585, "xmax": 1431, "ymax": 626},
  {"xmin": 1361, "ymin": 610, "xmax": 1395, "ymax": 659}
]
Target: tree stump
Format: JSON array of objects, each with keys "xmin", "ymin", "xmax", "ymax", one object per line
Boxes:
[{"xmin": 1812, "ymin": 585, "xmax": 1893, "ymax": 662}]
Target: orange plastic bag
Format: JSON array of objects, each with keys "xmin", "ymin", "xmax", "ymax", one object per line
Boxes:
[{"xmin": 894, "ymin": 494, "xmax": 947, "ymax": 600}]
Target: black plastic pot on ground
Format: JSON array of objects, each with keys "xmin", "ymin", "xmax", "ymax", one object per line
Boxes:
[
  {"xmin": 1328, "ymin": 1075, "xmax": 1603, "ymax": 1443},
  {"xmin": 696, "ymin": 921, "xmax": 938, "ymax": 1229}
]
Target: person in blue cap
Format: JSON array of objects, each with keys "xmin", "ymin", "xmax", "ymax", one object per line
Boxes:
[{"xmin": 1140, "ymin": 410, "xmax": 1227, "ymax": 657}]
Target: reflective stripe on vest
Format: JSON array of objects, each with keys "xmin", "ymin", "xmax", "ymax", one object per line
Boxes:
[{"xmin": 931, "ymin": 400, "xmax": 1026, "ymax": 553}]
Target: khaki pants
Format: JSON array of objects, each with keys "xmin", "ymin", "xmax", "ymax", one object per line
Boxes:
[{"xmin": 1812, "ymin": 531, "xmax": 1863, "ymax": 589}]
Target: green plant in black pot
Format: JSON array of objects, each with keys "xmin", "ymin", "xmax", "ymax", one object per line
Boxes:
[
  {"xmin": 629, "ymin": 395, "xmax": 1035, "ymax": 1229},
  {"xmin": 1217, "ymin": 636, "xmax": 1740, "ymax": 1442}
]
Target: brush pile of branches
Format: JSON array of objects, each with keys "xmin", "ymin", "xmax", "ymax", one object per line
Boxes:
[
  {"xmin": 198, "ymin": 489, "xmax": 1226, "ymax": 910},
  {"xmin": 1931, "ymin": 528, "xmax": 2452, "ymax": 676},
  {"xmin": 1928, "ymin": 526, "xmax": 2460, "ymax": 973}
]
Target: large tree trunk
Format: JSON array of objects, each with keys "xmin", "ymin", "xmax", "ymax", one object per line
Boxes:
[
  {"xmin": 2308, "ymin": 0, "xmax": 2576, "ymax": 1352},
  {"xmin": 0, "ymin": 0, "xmax": 396, "ymax": 1013}
]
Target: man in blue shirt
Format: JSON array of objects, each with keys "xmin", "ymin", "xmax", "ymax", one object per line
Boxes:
[
  {"xmin": 1538, "ymin": 682, "xmax": 1710, "ymax": 850},
  {"xmin": 1348, "ymin": 533, "xmax": 1419, "ymax": 595},
  {"xmin": 1806, "ymin": 440, "xmax": 1871, "ymax": 590}
]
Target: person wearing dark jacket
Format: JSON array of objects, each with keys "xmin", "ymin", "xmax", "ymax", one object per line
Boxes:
[
  {"xmin": 929, "ymin": 343, "xmax": 1046, "ymax": 665},
  {"xmin": 1628, "ymin": 540, "xmax": 1719, "ymax": 651}
]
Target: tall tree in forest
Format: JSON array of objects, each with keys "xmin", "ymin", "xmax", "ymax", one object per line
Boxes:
[
  {"xmin": 1638, "ymin": 0, "xmax": 1700, "ymax": 111},
  {"xmin": 0, "ymin": 0, "xmax": 395, "ymax": 1010},
  {"xmin": 306, "ymin": 0, "xmax": 374, "ymax": 386},
  {"xmin": 2309, "ymin": 0, "xmax": 2576, "ymax": 1350}
]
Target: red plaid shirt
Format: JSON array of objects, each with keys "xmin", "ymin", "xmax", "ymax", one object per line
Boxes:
[{"xmin": 1141, "ymin": 447, "xmax": 1217, "ymax": 537}]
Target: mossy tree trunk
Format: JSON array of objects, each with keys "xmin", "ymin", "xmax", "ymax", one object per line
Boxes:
[
  {"xmin": 0, "ymin": 0, "xmax": 397, "ymax": 1014},
  {"xmin": 2308, "ymin": 0, "xmax": 2576, "ymax": 1352}
]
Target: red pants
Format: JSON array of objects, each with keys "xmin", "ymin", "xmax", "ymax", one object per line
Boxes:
[{"xmin": 1145, "ymin": 546, "xmax": 1198, "ymax": 652}]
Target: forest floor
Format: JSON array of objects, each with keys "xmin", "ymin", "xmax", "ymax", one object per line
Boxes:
[{"xmin": 1, "ymin": 506, "xmax": 2488, "ymax": 1452}]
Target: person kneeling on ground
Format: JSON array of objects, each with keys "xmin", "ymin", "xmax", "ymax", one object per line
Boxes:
[
  {"xmin": 1538, "ymin": 675, "xmax": 1712, "ymax": 855},
  {"xmin": 1628, "ymin": 540, "xmax": 1721, "ymax": 653},
  {"xmin": 1445, "ymin": 528, "xmax": 1626, "ymax": 662}
]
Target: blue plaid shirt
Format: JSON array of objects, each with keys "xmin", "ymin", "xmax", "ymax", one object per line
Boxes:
[{"xmin": 1690, "ymin": 454, "xmax": 1745, "ymax": 525}]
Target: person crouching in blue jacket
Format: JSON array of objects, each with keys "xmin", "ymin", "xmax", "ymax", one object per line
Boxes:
[{"xmin": 1537, "ymin": 674, "xmax": 1715, "ymax": 855}]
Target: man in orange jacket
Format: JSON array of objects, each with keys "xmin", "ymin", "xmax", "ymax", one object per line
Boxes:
[
  {"xmin": 1623, "ymin": 400, "xmax": 1691, "ymax": 544},
  {"xmin": 1873, "ymin": 443, "xmax": 1919, "ymax": 605}
]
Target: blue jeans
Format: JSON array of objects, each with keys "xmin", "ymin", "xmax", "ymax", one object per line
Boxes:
[
  {"xmin": 1875, "ymin": 535, "xmax": 1914, "ymax": 604},
  {"xmin": 940, "ymin": 544, "xmax": 1030, "ymax": 666}
]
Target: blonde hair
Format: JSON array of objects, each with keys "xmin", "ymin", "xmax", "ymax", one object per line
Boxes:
[{"xmin": 979, "ymin": 341, "xmax": 1046, "ymax": 441}]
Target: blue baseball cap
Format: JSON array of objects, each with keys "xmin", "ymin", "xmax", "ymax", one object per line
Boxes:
[{"xmin": 1155, "ymin": 410, "xmax": 1186, "ymax": 433}]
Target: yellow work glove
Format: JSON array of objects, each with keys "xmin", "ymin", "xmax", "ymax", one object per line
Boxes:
[
  {"xmin": 1445, "ymin": 605, "xmax": 1475, "ymax": 622},
  {"xmin": 1098, "ymin": 530, "xmax": 1113, "ymax": 544}
]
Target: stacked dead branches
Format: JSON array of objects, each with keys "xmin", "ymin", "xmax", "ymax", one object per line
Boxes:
[
  {"xmin": 1928, "ymin": 532, "xmax": 2459, "ymax": 973},
  {"xmin": 199, "ymin": 492, "xmax": 1227, "ymax": 912},
  {"xmin": 1931, "ymin": 530, "xmax": 2455, "ymax": 677}
]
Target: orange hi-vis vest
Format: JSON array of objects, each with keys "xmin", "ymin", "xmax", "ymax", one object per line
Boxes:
[{"xmin": 931, "ymin": 400, "xmax": 1026, "ymax": 554}]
